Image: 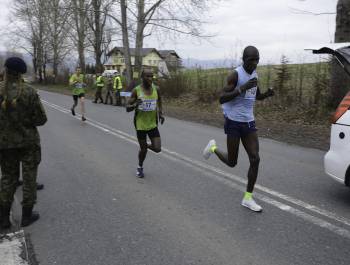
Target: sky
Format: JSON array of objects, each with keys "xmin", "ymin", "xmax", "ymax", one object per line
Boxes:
[{"xmin": 0, "ymin": 0, "xmax": 338, "ymax": 64}]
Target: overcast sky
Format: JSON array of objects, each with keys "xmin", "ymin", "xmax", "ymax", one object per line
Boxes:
[{"xmin": 0, "ymin": 0, "xmax": 338, "ymax": 64}]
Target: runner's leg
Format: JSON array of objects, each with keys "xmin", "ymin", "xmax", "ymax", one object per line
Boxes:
[
  {"xmin": 240, "ymin": 131, "xmax": 262, "ymax": 212},
  {"xmin": 148, "ymin": 137, "xmax": 161, "ymax": 153},
  {"xmin": 214, "ymin": 136, "xmax": 240, "ymax": 167},
  {"xmin": 137, "ymin": 138, "xmax": 148, "ymax": 168},
  {"xmin": 72, "ymin": 98, "xmax": 78, "ymax": 108},
  {"xmin": 71, "ymin": 96, "xmax": 78, "ymax": 115},
  {"xmin": 80, "ymin": 96, "xmax": 86, "ymax": 118},
  {"xmin": 241, "ymin": 132, "xmax": 260, "ymax": 193}
]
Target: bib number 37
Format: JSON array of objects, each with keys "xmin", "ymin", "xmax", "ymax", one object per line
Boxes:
[{"xmin": 138, "ymin": 99, "xmax": 157, "ymax": 111}]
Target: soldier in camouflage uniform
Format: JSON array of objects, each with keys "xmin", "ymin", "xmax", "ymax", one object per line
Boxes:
[
  {"xmin": 0, "ymin": 57, "xmax": 47, "ymax": 228},
  {"xmin": 104, "ymin": 76, "xmax": 114, "ymax": 105}
]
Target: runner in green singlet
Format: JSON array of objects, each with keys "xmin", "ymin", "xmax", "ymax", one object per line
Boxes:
[
  {"xmin": 69, "ymin": 67, "xmax": 87, "ymax": 121},
  {"xmin": 126, "ymin": 68, "xmax": 164, "ymax": 178}
]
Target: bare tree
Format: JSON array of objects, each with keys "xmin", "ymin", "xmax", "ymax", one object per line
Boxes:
[
  {"xmin": 11, "ymin": 0, "xmax": 48, "ymax": 82},
  {"xmin": 71, "ymin": 0, "xmax": 89, "ymax": 72},
  {"xmin": 120, "ymin": 0, "xmax": 133, "ymax": 83},
  {"xmin": 86, "ymin": 0, "xmax": 114, "ymax": 73},
  {"xmin": 82, "ymin": 0, "xmax": 133, "ymax": 83},
  {"xmin": 130, "ymin": 0, "xmax": 216, "ymax": 78},
  {"xmin": 43, "ymin": 0, "xmax": 73, "ymax": 82}
]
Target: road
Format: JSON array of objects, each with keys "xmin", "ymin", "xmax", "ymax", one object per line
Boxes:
[{"xmin": 6, "ymin": 90, "xmax": 350, "ymax": 265}]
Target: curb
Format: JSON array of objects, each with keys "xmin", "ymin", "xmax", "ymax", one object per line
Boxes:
[
  {"xmin": 0, "ymin": 230, "xmax": 29, "ymax": 264},
  {"xmin": 0, "ymin": 190, "xmax": 30, "ymax": 264}
]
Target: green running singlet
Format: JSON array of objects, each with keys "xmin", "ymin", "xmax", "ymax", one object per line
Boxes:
[{"xmin": 134, "ymin": 85, "xmax": 158, "ymax": 131}]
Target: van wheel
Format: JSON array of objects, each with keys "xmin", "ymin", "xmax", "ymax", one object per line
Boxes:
[{"xmin": 345, "ymin": 166, "xmax": 350, "ymax": 187}]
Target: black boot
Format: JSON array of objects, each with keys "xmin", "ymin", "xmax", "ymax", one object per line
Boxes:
[
  {"xmin": 17, "ymin": 181, "xmax": 43, "ymax": 190},
  {"xmin": 1, "ymin": 205, "xmax": 12, "ymax": 229},
  {"xmin": 36, "ymin": 183, "xmax": 44, "ymax": 190},
  {"xmin": 21, "ymin": 206, "xmax": 40, "ymax": 227}
]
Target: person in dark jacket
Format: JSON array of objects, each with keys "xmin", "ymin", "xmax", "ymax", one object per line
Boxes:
[{"xmin": 0, "ymin": 57, "xmax": 47, "ymax": 228}]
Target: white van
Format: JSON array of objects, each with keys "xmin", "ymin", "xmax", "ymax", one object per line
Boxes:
[{"xmin": 309, "ymin": 43, "xmax": 350, "ymax": 186}]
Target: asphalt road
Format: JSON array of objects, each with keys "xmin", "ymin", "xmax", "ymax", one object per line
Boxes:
[{"xmin": 15, "ymin": 90, "xmax": 350, "ymax": 265}]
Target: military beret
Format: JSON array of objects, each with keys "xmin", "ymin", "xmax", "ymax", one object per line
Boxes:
[{"xmin": 4, "ymin": 57, "xmax": 27, "ymax": 74}]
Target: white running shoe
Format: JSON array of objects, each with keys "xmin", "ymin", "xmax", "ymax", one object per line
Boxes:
[
  {"xmin": 241, "ymin": 198, "xmax": 263, "ymax": 212},
  {"xmin": 203, "ymin": 139, "xmax": 216, "ymax": 160}
]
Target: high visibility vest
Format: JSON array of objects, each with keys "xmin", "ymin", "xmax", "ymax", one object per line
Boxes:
[
  {"xmin": 96, "ymin": 76, "xmax": 104, "ymax": 87},
  {"xmin": 113, "ymin": 76, "xmax": 122, "ymax": 90}
]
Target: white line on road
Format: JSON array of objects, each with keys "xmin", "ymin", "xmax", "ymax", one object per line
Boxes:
[{"xmin": 42, "ymin": 99, "xmax": 350, "ymax": 240}]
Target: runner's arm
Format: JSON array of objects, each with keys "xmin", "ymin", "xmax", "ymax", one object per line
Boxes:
[
  {"xmin": 69, "ymin": 75, "xmax": 77, "ymax": 86},
  {"xmin": 126, "ymin": 89, "xmax": 139, "ymax": 112},
  {"xmin": 157, "ymin": 87, "xmax": 165, "ymax": 124},
  {"xmin": 219, "ymin": 71, "xmax": 241, "ymax": 104},
  {"xmin": 256, "ymin": 86, "xmax": 274, "ymax": 101}
]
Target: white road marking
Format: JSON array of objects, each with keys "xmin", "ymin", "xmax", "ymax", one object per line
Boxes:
[{"xmin": 42, "ymin": 99, "xmax": 350, "ymax": 239}]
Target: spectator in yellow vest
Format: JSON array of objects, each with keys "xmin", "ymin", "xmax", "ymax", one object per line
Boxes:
[
  {"xmin": 93, "ymin": 72, "xmax": 104, "ymax": 103},
  {"xmin": 113, "ymin": 73, "xmax": 123, "ymax": 106}
]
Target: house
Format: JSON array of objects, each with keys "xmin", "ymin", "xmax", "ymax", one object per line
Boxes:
[
  {"xmin": 105, "ymin": 47, "xmax": 164, "ymax": 74},
  {"xmin": 104, "ymin": 47, "xmax": 181, "ymax": 76},
  {"xmin": 158, "ymin": 50, "xmax": 182, "ymax": 71}
]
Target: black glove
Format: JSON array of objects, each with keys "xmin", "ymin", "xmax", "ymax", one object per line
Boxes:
[{"xmin": 135, "ymin": 99, "xmax": 142, "ymax": 108}]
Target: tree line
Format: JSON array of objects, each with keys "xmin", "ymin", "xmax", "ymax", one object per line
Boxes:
[
  {"xmin": 4, "ymin": 0, "xmax": 350, "ymax": 107},
  {"xmin": 6, "ymin": 0, "xmax": 217, "ymax": 84}
]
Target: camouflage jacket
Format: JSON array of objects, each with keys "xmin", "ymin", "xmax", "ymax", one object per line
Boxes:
[{"xmin": 0, "ymin": 81, "xmax": 47, "ymax": 149}]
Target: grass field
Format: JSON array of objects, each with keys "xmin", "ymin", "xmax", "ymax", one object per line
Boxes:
[{"xmin": 159, "ymin": 61, "xmax": 332, "ymax": 125}]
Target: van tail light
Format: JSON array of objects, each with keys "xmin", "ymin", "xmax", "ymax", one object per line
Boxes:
[{"xmin": 332, "ymin": 91, "xmax": 350, "ymax": 123}]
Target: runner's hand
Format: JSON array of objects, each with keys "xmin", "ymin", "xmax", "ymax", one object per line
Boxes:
[
  {"xmin": 159, "ymin": 114, "xmax": 165, "ymax": 125},
  {"xmin": 135, "ymin": 99, "xmax": 142, "ymax": 107},
  {"xmin": 242, "ymin": 78, "xmax": 257, "ymax": 91}
]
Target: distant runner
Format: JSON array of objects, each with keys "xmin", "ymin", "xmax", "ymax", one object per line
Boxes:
[
  {"xmin": 203, "ymin": 46, "xmax": 274, "ymax": 212},
  {"xmin": 69, "ymin": 67, "xmax": 87, "ymax": 121},
  {"xmin": 126, "ymin": 68, "xmax": 165, "ymax": 178}
]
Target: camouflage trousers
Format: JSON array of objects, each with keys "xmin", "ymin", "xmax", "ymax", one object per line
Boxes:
[{"xmin": 0, "ymin": 145, "xmax": 41, "ymax": 207}]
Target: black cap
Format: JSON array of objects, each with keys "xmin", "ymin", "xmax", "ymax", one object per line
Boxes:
[{"xmin": 4, "ymin": 57, "xmax": 27, "ymax": 74}]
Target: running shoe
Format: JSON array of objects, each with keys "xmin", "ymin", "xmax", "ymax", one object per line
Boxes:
[
  {"xmin": 203, "ymin": 139, "xmax": 216, "ymax": 160},
  {"xmin": 241, "ymin": 198, "xmax": 262, "ymax": 212},
  {"xmin": 82, "ymin": 116, "xmax": 86, "ymax": 121},
  {"xmin": 71, "ymin": 108, "xmax": 75, "ymax": 116},
  {"xmin": 136, "ymin": 167, "xmax": 144, "ymax": 178}
]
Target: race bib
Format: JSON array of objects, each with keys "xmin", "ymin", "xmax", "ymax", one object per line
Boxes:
[
  {"xmin": 245, "ymin": 87, "xmax": 257, "ymax": 99},
  {"xmin": 75, "ymin": 83, "xmax": 83, "ymax": 89},
  {"xmin": 138, "ymin": 99, "xmax": 157, "ymax": 111}
]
